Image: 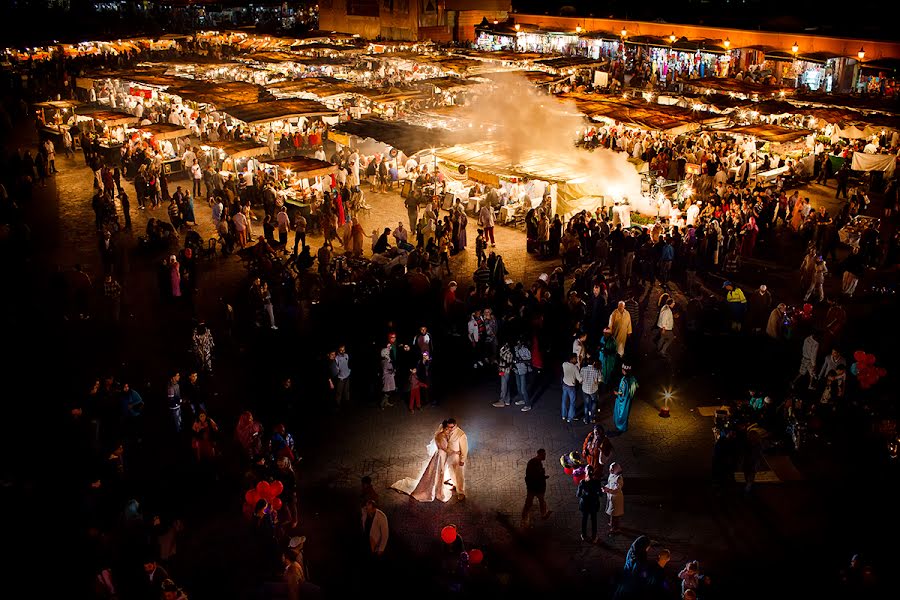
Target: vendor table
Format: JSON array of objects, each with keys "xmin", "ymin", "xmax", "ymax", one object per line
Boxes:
[{"xmin": 756, "ymin": 166, "xmax": 789, "ymax": 183}]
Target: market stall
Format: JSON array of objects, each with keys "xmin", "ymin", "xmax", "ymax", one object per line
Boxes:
[
  {"xmin": 130, "ymin": 123, "xmax": 193, "ymax": 174},
  {"xmin": 220, "ymin": 99, "xmax": 338, "ymax": 149},
  {"xmin": 260, "ymin": 156, "xmax": 337, "ymax": 211},
  {"xmin": 76, "ymin": 107, "xmax": 140, "ymax": 163},
  {"xmin": 34, "ymin": 100, "xmax": 82, "ymax": 142},
  {"xmin": 202, "ymin": 140, "xmax": 271, "ymax": 180}
]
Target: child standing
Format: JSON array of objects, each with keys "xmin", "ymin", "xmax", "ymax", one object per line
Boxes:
[
  {"xmin": 409, "ymin": 367, "xmax": 422, "ymax": 413},
  {"xmin": 475, "ymin": 228, "xmax": 487, "ymax": 265}
]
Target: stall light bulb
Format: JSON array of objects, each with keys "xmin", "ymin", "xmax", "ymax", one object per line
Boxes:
[
  {"xmin": 724, "ymin": 38, "xmax": 731, "ymax": 49},
  {"xmin": 669, "ymin": 33, "xmax": 676, "ymax": 44}
]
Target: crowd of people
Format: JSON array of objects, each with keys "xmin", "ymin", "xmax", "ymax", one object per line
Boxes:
[{"xmin": 2, "ymin": 36, "xmax": 895, "ymax": 600}]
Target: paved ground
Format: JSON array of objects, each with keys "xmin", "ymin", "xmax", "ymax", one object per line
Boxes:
[{"xmin": 4, "ymin": 123, "xmax": 898, "ymax": 599}]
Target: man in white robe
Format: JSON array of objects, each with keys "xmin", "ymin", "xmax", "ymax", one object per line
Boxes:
[{"xmin": 445, "ymin": 419, "xmax": 468, "ymax": 500}]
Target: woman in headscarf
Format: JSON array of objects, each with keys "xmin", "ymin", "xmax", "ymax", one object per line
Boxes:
[
  {"xmin": 169, "ymin": 255, "xmax": 181, "ymax": 298},
  {"xmin": 350, "ymin": 217, "xmax": 365, "ymax": 257},
  {"xmin": 454, "ymin": 206, "xmax": 468, "ymax": 253},
  {"xmin": 613, "ymin": 365, "xmax": 638, "ymax": 432},
  {"xmin": 602, "ymin": 462, "xmax": 625, "ymax": 535},
  {"xmin": 582, "ymin": 425, "xmax": 613, "ymax": 476},
  {"xmin": 191, "ymin": 410, "xmax": 219, "ymax": 462},
  {"xmin": 235, "ymin": 411, "xmax": 263, "ymax": 459}
]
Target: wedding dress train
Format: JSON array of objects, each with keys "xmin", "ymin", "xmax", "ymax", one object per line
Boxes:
[{"xmin": 391, "ymin": 431, "xmax": 453, "ymax": 502}]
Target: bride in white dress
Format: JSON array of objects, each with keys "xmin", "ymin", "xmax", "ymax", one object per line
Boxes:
[{"xmin": 391, "ymin": 421, "xmax": 454, "ymax": 502}]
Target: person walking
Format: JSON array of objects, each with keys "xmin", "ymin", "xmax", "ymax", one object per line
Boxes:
[
  {"xmin": 522, "ymin": 448, "xmax": 552, "ymax": 527},
  {"xmin": 166, "ymin": 371, "xmax": 184, "ymax": 433},
  {"xmin": 380, "ymin": 347, "xmax": 396, "ymax": 409},
  {"xmin": 602, "ymin": 462, "xmax": 625, "ymax": 535},
  {"xmin": 276, "ymin": 206, "xmax": 290, "ymax": 248},
  {"xmin": 328, "ymin": 345, "xmax": 351, "ymax": 408},
  {"xmin": 657, "ymin": 297, "xmax": 675, "ymax": 357},
  {"xmin": 608, "ymin": 301, "xmax": 633, "ymax": 357},
  {"xmin": 292, "ymin": 212, "xmax": 307, "ymax": 256},
  {"xmin": 493, "ymin": 341, "xmax": 514, "ymax": 408},
  {"xmin": 362, "ymin": 500, "xmax": 389, "ymax": 557},
  {"xmin": 512, "ymin": 338, "xmax": 533, "ymax": 412},
  {"xmin": 580, "ymin": 356, "xmax": 601, "ymax": 423},
  {"xmin": 576, "ymin": 466, "xmax": 604, "ymax": 542},
  {"xmin": 191, "ymin": 323, "xmax": 215, "ymax": 374},
  {"xmin": 478, "ymin": 202, "xmax": 495, "ymax": 247},
  {"xmin": 804, "ymin": 257, "xmax": 828, "ymax": 303},
  {"xmin": 723, "ymin": 281, "xmax": 747, "ymax": 332},
  {"xmin": 561, "ymin": 353, "xmax": 582, "ymax": 423}
]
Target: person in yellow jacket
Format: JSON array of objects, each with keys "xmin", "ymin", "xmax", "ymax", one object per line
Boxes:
[{"xmin": 724, "ymin": 281, "xmax": 747, "ymax": 331}]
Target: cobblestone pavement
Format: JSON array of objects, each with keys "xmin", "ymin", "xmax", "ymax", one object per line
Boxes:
[{"xmin": 12, "ymin": 130, "xmax": 897, "ymax": 599}]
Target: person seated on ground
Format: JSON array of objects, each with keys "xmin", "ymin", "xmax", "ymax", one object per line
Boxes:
[
  {"xmin": 146, "ymin": 218, "xmax": 177, "ymax": 247},
  {"xmin": 184, "ymin": 227, "xmax": 203, "ymax": 254},
  {"xmin": 373, "ymin": 227, "xmax": 391, "ymax": 254},
  {"xmin": 249, "ymin": 235, "xmax": 277, "ymax": 262},
  {"xmin": 295, "ymin": 245, "xmax": 314, "ymax": 271}
]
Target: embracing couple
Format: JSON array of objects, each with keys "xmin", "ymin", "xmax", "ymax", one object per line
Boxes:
[{"xmin": 392, "ymin": 418, "xmax": 468, "ymax": 502}]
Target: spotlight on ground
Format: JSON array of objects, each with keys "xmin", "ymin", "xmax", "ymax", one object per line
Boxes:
[{"xmin": 659, "ymin": 387, "xmax": 675, "ymax": 418}]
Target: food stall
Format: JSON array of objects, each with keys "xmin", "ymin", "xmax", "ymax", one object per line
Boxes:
[
  {"xmin": 261, "ymin": 156, "xmax": 337, "ymax": 214},
  {"xmin": 219, "ymin": 99, "xmax": 338, "ymax": 148},
  {"xmin": 724, "ymin": 124, "xmax": 814, "ymax": 181},
  {"xmin": 130, "ymin": 123, "xmax": 193, "ymax": 174},
  {"xmin": 202, "ymin": 140, "xmax": 271, "ymax": 177},
  {"xmin": 34, "ymin": 100, "xmax": 82, "ymax": 143},
  {"xmin": 76, "ymin": 107, "xmax": 140, "ymax": 163}
]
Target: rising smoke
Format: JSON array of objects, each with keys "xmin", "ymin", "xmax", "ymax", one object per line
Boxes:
[{"xmin": 461, "ymin": 72, "xmax": 644, "ymax": 207}]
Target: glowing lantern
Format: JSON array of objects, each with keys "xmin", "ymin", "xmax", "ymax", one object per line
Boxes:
[{"xmin": 469, "ymin": 549, "xmax": 484, "ymax": 565}]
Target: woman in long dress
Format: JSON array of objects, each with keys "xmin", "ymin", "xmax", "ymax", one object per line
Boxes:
[
  {"xmin": 602, "ymin": 462, "xmax": 625, "ymax": 535},
  {"xmin": 391, "ymin": 421, "xmax": 453, "ymax": 502},
  {"xmin": 613, "ymin": 365, "xmax": 638, "ymax": 432}
]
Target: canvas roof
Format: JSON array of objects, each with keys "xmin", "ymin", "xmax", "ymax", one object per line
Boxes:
[
  {"xmin": 684, "ymin": 77, "xmax": 793, "ymax": 97},
  {"xmin": 332, "ymin": 117, "xmax": 478, "ymax": 155},
  {"xmin": 726, "ymin": 124, "xmax": 812, "ymax": 143},
  {"xmin": 136, "ymin": 122, "xmax": 191, "ymax": 140},
  {"xmin": 222, "ymin": 99, "xmax": 337, "ymax": 124},
  {"xmin": 170, "ymin": 80, "xmax": 265, "ymax": 106},
  {"xmin": 203, "ymin": 140, "xmax": 270, "ymax": 160},
  {"xmin": 263, "ymin": 156, "xmax": 336, "ymax": 178},
  {"xmin": 561, "ymin": 92, "xmax": 725, "ymax": 134}
]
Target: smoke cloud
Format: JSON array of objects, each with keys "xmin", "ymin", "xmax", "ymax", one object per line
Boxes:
[{"xmin": 460, "ymin": 73, "xmax": 645, "ymax": 209}]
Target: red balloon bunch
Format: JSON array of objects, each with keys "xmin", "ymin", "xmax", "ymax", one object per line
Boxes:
[
  {"xmin": 244, "ymin": 479, "xmax": 285, "ymax": 511},
  {"xmin": 852, "ymin": 351, "xmax": 886, "ymax": 390}
]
